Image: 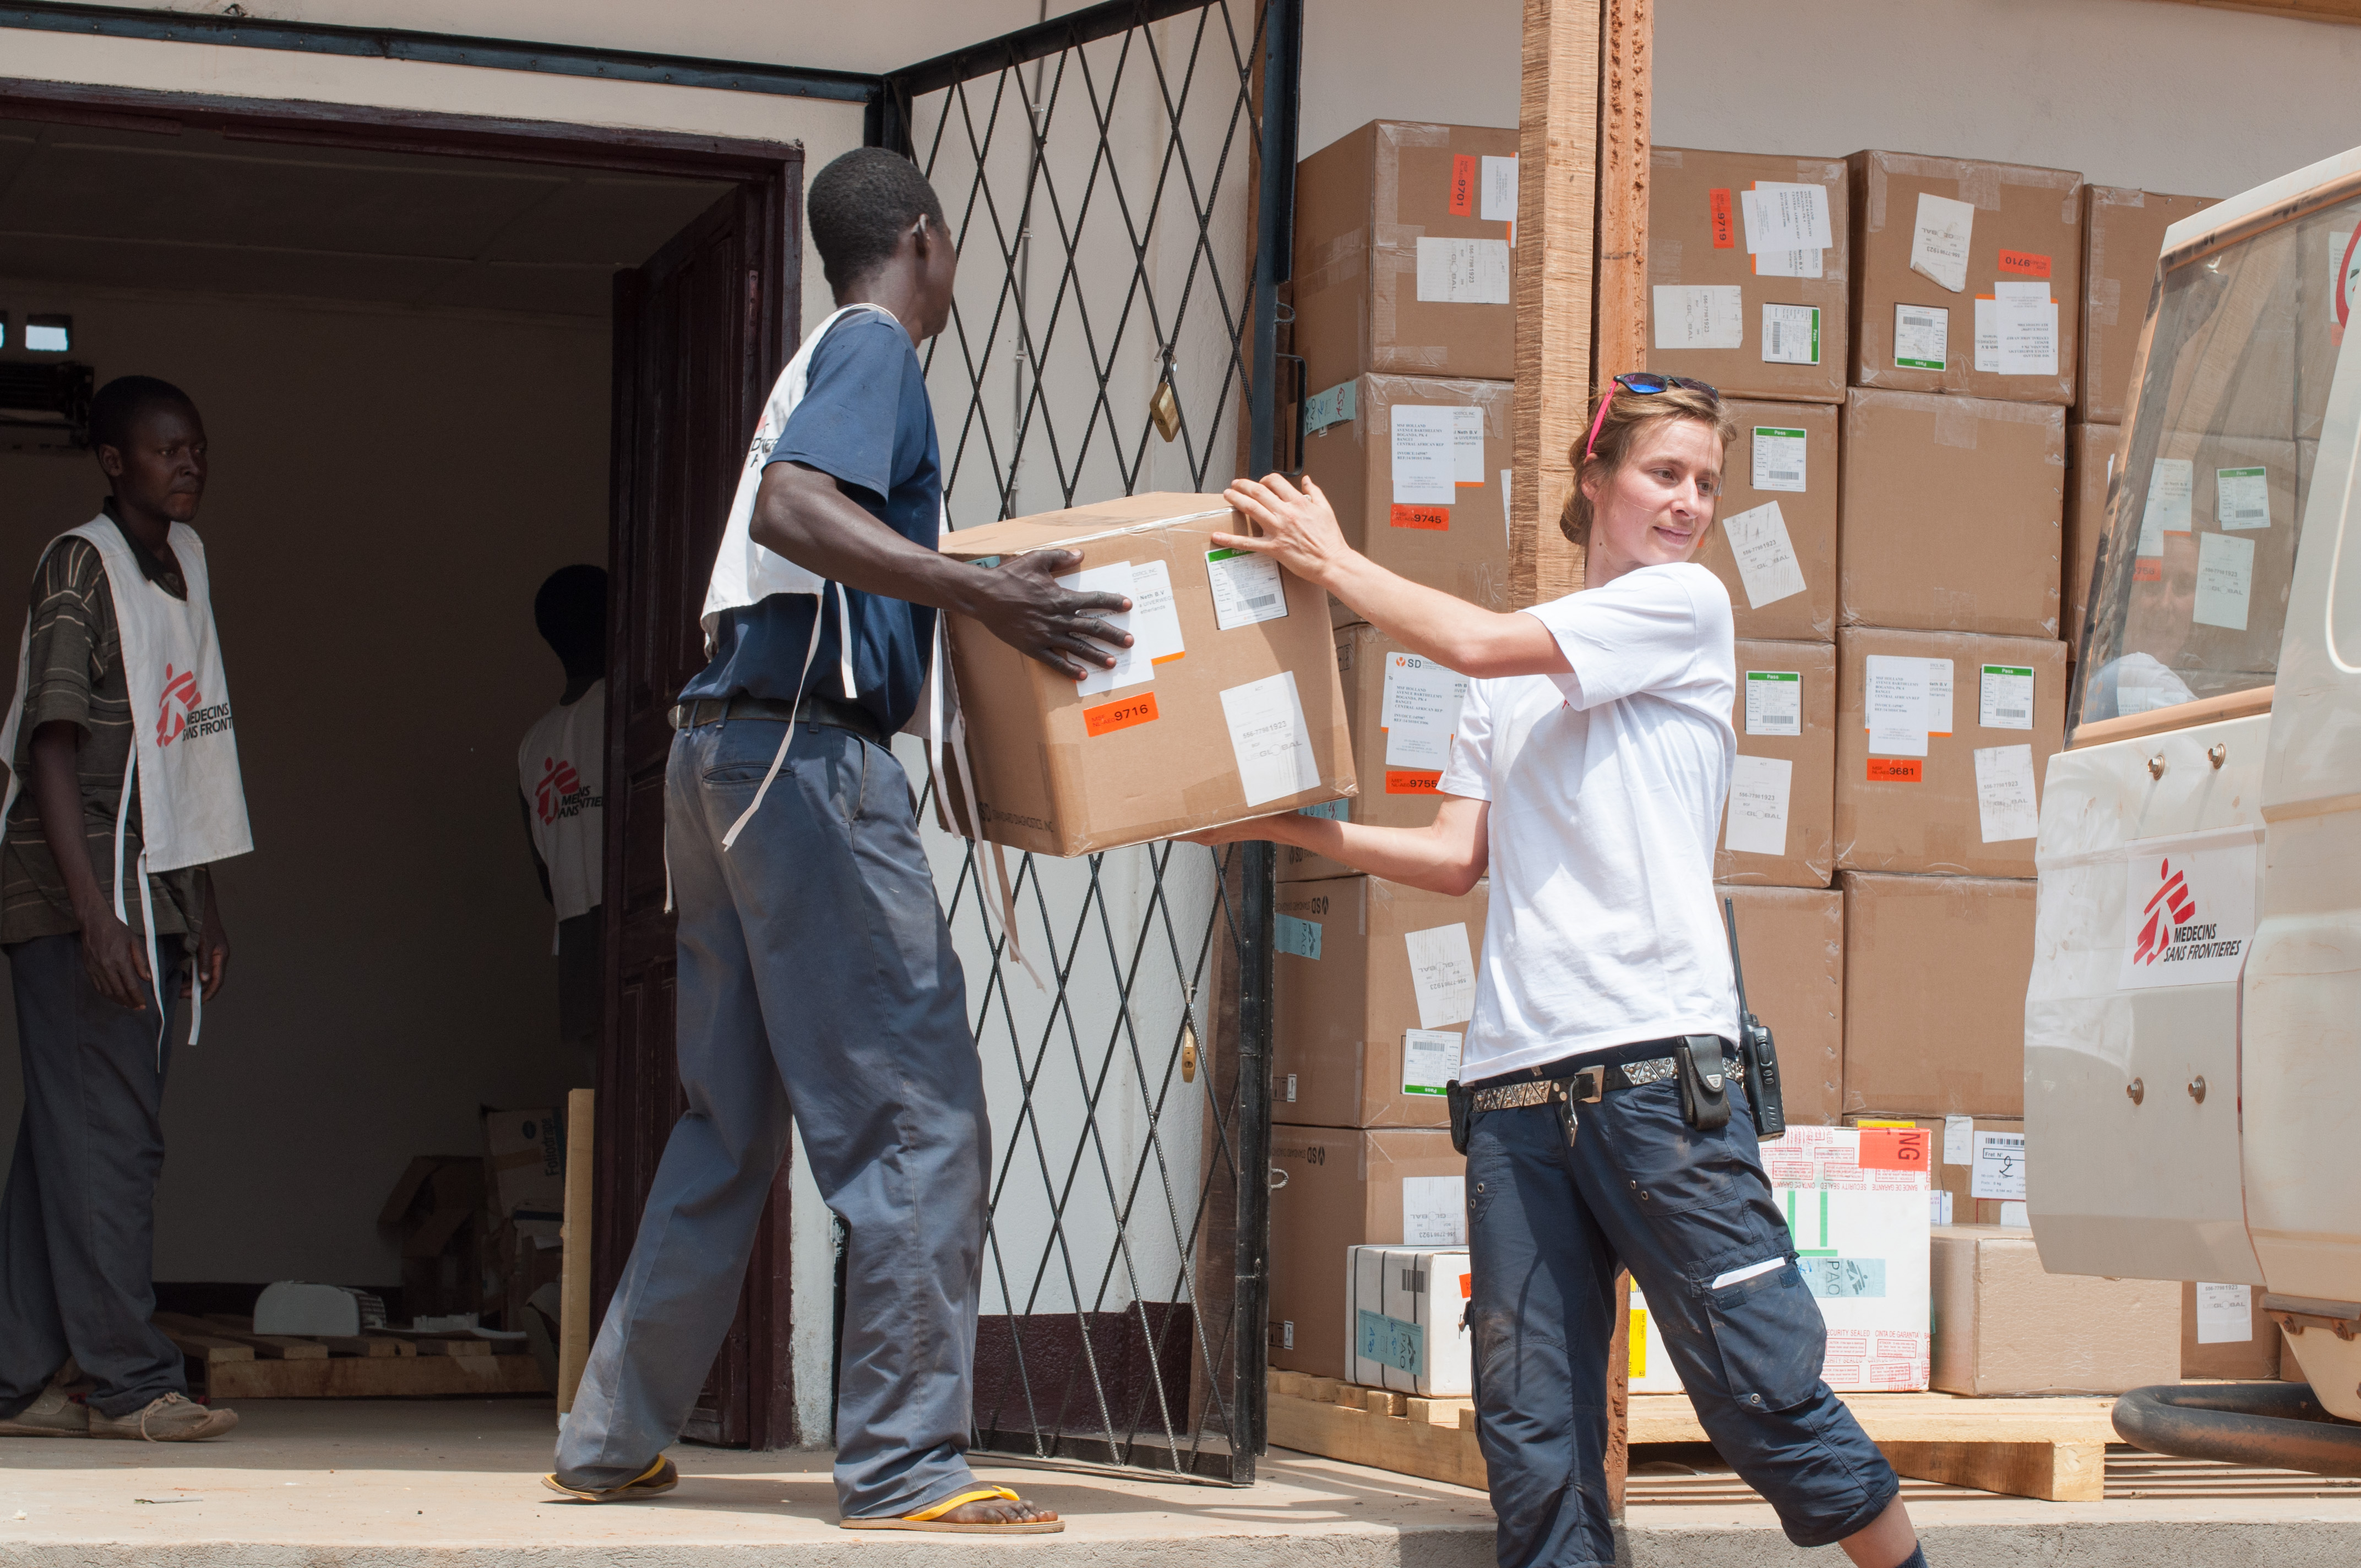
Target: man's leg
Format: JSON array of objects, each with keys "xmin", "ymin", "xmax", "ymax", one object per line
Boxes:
[
  {"xmin": 554, "ymin": 907, "xmax": 603, "ymax": 1091},
  {"xmin": 0, "ymin": 1103, "xmax": 71, "ymax": 1420},
  {"xmin": 553, "ymin": 727, "xmax": 794, "ymax": 1487},
  {"xmin": 1464, "ymin": 1098, "xmax": 1619, "ymax": 1568}
]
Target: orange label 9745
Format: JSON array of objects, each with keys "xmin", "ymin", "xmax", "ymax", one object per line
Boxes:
[
  {"xmin": 1867, "ymin": 758, "xmax": 1922, "ymax": 782},
  {"xmin": 1449, "ymin": 155, "xmax": 1477, "ymax": 216},
  {"xmin": 1998, "ymin": 249, "xmax": 2052, "ymax": 278},
  {"xmin": 1084, "ymin": 693, "xmax": 1158, "ymax": 737},
  {"xmin": 1386, "ymin": 770, "xmax": 1443, "ymax": 795},
  {"xmin": 1390, "ymin": 505, "xmax": 1450, "ymax": 531},
  {"xmin": 1709, "ymin": 188, "xmax": 1735, "ymax": 248}
]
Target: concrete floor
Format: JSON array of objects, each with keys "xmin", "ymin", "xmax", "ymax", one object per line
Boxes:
[{"xmin": 2, "ymin": 1398, "xmax": 2358, "ymax": 1566}]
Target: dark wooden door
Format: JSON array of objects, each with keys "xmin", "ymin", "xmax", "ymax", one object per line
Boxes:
[{"xmin": 597, "ymin": 173, "xmax": 801, "ymax": 1448}]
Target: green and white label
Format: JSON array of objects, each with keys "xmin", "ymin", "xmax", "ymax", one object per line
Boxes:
[
  {"xmin": 1751, "ymin": 427, "xmax": 1807, "ymax": 493},
  {"xmin": 1204, "ymin": 546, "xmax": 1288, "ymax": 630},
  {"xmin": 1978, "ymin": 665, "xmax": 2034, "ymax": 731},
  {"xmin": 1745, "ymin": 670, "xmax": 1803, "ymax": 737},
  {"xmin": 1402, "ymin": 1028, "xmax": 1462, "ymax": 1096},
  {"xmin": 1761, "ymin": 303, "xmax": 1820, "ymax": 366},
  {"xmin": 1894, "ymin": 303, "xmax": 1947, "ymax": 370},
  {"xmin": 2217, "ymin": 466, "xmax": 2271, "ymax": 531}
]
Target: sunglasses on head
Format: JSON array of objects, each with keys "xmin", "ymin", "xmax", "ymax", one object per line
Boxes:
[{"xmin": 1585, "ymin": 372, "xmax": 1722, "ymax": 459}]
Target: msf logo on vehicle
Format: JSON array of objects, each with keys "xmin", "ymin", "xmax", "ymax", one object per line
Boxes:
[
  {"xmin": 2119, "ymin": 836, "xmax": 2259, "ymax": 994},
  {"xmin": 2131, "ymin": 858, "xmax": 2204, "ymax": 967},
  {"xmin": 156, "ymin": 663, "xmax": 232, "ymax": 748}
]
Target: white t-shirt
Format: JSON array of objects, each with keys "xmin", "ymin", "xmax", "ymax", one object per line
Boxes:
[
  {"xmin": 1437, "ymin": 563, "xmax": 1739, "ymax": 1081},
  {"xmin": 518, "ymin": 681, "xmax": 606, "ymax": 925}
]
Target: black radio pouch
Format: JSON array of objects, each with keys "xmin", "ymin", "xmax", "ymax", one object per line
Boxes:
[
  {"xmin": 1674, "ymin": 1035, "xmax": 1732, "ymax": 1131},
  {"xmin": 1446, "ymin": 1080, "xmax": 1471, "ymax": 1155}
]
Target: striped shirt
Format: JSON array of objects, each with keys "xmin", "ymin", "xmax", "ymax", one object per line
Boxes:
[{"xmin": 1, "ymin": 514, "xmax": 211, "ymax": 945}]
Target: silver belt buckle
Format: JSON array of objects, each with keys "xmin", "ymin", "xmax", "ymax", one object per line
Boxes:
[{"xmin": 1571, "ymin": 1065, "xmax": 1606, "ymax": 1104}]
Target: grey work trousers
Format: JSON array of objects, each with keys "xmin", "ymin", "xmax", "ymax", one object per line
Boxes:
[
  {"xmin": 0, "ymin": 933, "xmax": 188, "ymax": 1420},
  {"xmin": 556, "ymin": 717, "xmax": 989, "ymax": 1520}
]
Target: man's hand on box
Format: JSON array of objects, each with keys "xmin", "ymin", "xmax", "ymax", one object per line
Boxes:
[
  {"xmin": 1216, "ymin": 473, "xmax": 1353, "ymax": 584},
  {"xmin": 976, "ymin": 548, "xmax": 1133, "ymax": 680}
]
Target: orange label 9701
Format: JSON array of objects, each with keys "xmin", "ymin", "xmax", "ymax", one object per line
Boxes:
[
  {"xmin": 1386, "ymin": 770, "xmax": 1443, "ymax": 795},
  {"xmin": 1709, "ymin": 188, "xmax": 1735, "ymax": 248},
  {"xmin": 1390, "ymin": 505, "xmax": 1450, "ymax": 531},
  {"xmin": 1997, "ymin": 249, "xmax": 2052, "ymax": 279},
  {"xmin": 1858, "ymin": 1126, "xmax": 1931, "ymax": 1171},
  {"xmin": 1867, "ymin": 758, "xmax": 1922, "ymax": 782},
  {"xmin": 1449, "ymin": 155, "xmax": 1477, "ymax": 216},
  {"xmin": 1084, "ymin": 693, "xmax": 1158, "ymax": 737}
]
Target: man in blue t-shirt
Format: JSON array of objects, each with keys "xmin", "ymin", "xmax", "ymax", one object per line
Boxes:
[{"xmin": 547, "ymin": 150, "xmax": 1129, "ymax": 1533}]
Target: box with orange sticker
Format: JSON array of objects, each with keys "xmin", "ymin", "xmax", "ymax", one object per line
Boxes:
[
  {"xmin": 1280, "ymin": 624, "xmax": 1473, "ymax": 883},
  {"xmin": 936, "ymin": 493, "xmax": 1353, "ymax": 856}
]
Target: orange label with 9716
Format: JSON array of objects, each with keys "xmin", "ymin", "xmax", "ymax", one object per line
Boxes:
[
  {"xmin": 1998, "ymin": 249, "xmax": 2052, "ymax": 279},
  {"xmin": 1084, "ymin": 693, "xmax": 1158, "ymax": 737},
  {"xmin": 1858, "ymin": 1126, "xmax": 1931, "ymax": 1171},
  {"xmin": 1867, "ymin": 758, "xmax": 1922, "ymax": 782},
  {"xmin": 1390, "ymin": 505, "xmax": 1450, "ymax": 531},
  {"xmin": 1386, "ymin": 770, "xmax": 1443, "ymax": 795},
  {"xmin": 1449, "ymin": 155, "xmax": 1477, "ymax": 215}
]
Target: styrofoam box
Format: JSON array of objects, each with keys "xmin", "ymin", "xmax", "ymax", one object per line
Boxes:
[{"xmin": 1346, "ymin": 1245, "xmax": 1472, "ymax": 1395}]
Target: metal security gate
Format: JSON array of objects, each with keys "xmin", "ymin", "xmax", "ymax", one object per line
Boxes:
[{"xmin": 871, "ymin": 0, "xmax": 1300, "ymax": 1484}]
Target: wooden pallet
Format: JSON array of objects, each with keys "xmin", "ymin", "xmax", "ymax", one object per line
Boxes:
[
  {"xmin": 1266, "ymin": 1371, "xmax": 2116, "ymax": 1502},
  {"xmin": 153, "ymin": 1313, "xmax": 550, "ymax": 1399}
]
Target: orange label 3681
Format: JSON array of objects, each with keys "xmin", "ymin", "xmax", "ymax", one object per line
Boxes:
[
  {"xmin": 1085, "ymin": 693, "xmax": 1158, "ymax": 737},
  {"xmin": 1867, "ymin": 758, "xmax": 1922, "ymax": 782}
]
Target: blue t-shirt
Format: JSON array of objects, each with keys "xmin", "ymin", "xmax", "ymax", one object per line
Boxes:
[{"xmin": 679, "ymin": 312, "xmax": 941, "ymax": 735}]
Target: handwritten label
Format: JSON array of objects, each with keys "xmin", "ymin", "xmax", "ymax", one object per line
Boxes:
[
  {"xmin": 1084, "ymin": 693, "xmax": 1158, "ymax": 737},
  {"xmin": 1867, "ymin": 758, "xmax": 1922, "ymax": 782}
]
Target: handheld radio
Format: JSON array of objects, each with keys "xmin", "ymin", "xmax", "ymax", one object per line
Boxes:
[{"xmin": 1723, "ymin": 897, "xmax": 1786, "ymax": 1141}]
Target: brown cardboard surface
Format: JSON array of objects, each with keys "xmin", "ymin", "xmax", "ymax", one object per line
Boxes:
[
  {"xmin": 1721, "ymin": 884, "xmax": 1843, "ymax": 1125},
  {"xmin": 1842, "ymin": 874, "xmax": 2034, "ymax": 1118},
  {"xmin": 2181, "ymin": 1281, "xmax": 2281, "ymax": 1381},
  {"xmin": 1274, "ymin": 875, "xmax": 1486, "ymax": 1130},
  {"xmin": 1846, "ymin": 151, "xmax": 2083, "ymax": 405},
  {"xmin": 1301, "ymin": 374, "xmax": 1512, "ymax": 626},
  {"xmin": 1646, "ymin": 148, "xmax": 1849, "ymax": 402},
  {"xmin": 1838, "ymin": 388, "xmax": 2064, "ymax": 638},
  {"xmin": 2110, "ymin": 432, "xmax": 2301, "ymax": 682},
  {"xmin": 1280, "ymin": 624, "xmax": 1466, "ymax": 883},
  {"xmin": 1835, "ymin": 628, "xmax": 2065, "ymax": 879},
  {"xmin": 1267, "ymin": 1126, "xmax": 1464, "ymax": 1378},
  {"xmin": 1294, "ymin": 121, "xmax": 1518, "ymax": 388},
  {"xmin": 1722, "ymin": 639, "xmax": 1835, "ymax": 888},
  {"xmin": 2064, "ymin": 423, "xmax": 2120, "ymax": 662},
  {"xmin": 1696, "ymin": 401, "xmax": 1840, "ymax": 641},
  {"xmin": 2297, "ymin": 203, "xmax": 2352, "ymax": 442},
  {"xmin": 1929, "ymin": 1224, "xmax": 2180, "ymax": 1395},
  {"xmin": 2080, "ymin": 186, "xmax": 2217, "ymax": 425},
  {"xmin": 939, "ymin": 493, "xmax": 1353, "ymax": 856},
  {"xmin": 1847, "ymin": 1114, "xmax": 2023, "ymax": 1224}
]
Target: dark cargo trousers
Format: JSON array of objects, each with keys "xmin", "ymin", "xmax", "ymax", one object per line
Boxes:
[
  {"xmin": 555, "ymin": 716, "xmax": 989, "ymax": 1519},
  {"xmin": 1465, "ymin": 1041, "xmax": 1899, "ymax": 1568}
]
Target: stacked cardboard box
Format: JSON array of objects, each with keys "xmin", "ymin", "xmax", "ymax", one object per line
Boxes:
[
  {"xmin": 1266, "ymin": 1125, "xmax": 1465, "ymax": 1379},
  {"xmin": 1932, "ymin": 1225, "xmax": 2181, "ymax": 1394}
]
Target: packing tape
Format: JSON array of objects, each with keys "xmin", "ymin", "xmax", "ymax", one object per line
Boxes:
[
  {"xmin": 1932, "ymin": 400, "xmax": 1981, "ymax": 450},
  {"xmin": 2091, "ymin": 275, "xmax": 2122, "ymax": 328},
  {"xmin": 1649, "ymin": 237, "xmax": 1684, "ymax": 284},
  {"xmin": 1654, "ymin": 147, "xmax": 1684, "ymax": 168},
  {"xmin": 1298, "ymin": 228, "xmax": 1368, "ymax": 296}
]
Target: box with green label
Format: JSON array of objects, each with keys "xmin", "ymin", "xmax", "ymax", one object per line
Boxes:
[
  {"xmin": 1281, "ymin": 624, "xmax": 1473, "ymax": 883},
  {"xmin": 1722, "ymin": 640, "xmax": 1836, "ymax": 888},
  {"xmin": 1694, "ymin": 400, "xmax": 1839, "ymax": 643},
  {"xmin": 1274, "ymin": 874, "xmax": 1487, "ymax": 1130}
]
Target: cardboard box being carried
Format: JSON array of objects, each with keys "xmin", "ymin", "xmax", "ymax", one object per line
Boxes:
[
  {"xmin": 1646, "ymin": 148, "xmax": 1849, "ymax": 404},
  {"xmin": 1268, "ymin": 1126, "xmax": 1465, "ymax": 1379},
  {"xmin": 1931, "ymin": 1224, "xmax": 2180, "ymax": 1395},
  {"xmin": 1300, "ymin": 374, "xmax": 1511, "ymax": 625},
  {"xmin": 2080, "ymin": 186, "xmax": 2218, "ymax": 426},
  {"xmin": 1280, "ymin": 624, "xmax": 1469, "ymax": 883},
  {"xmin": 2183, "ymin": 1281, "xmax": 2280, "ymax": 1381},
  {"xmin": 1842, "ymin": 873, "xmax": 2035, "ymax": 1119},
  {"xmin": 1845, "ymin": 150, "xmax": 2083, "ymax": 406},
  {"xmin": 2064, "ymin": 423, "xmax": 2120, "ymax": 662},
  {"xmin": 1696, "ymin": 401, "xmax": 1840, "ymax": 643},
  {"xmin": 1348, "ymin": 1245, "xmax": 1472, "ymax": 1396},
  {"xmin": 1839, "ymin": 388, "xmax": 2063, "ymax": 639},
  {"xmin": 1722, "ymin": 639, "xmax": 1836, "ymax": 889},
  {"xmin": 1294, "ymin": 121, "xmax": 1517, "ymax": 388},
  {"xmin": 1721, "ymin": 884, "xmax": 1843, "ymax": 1126},
  {"xmin": 1836, "ymin": 627, "xmax": 2066, "ymax": 879},
  {"xmin": 938, "ymin": 494, "xmax": 1353, "ymax": 856}
]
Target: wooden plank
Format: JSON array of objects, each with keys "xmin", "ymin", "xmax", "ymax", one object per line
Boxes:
[
  {"xmin": 161, "ymin": 1315, "xmax": 327, "ymax": 1360},
  {"xmin": 1629, "ymin": 1392, "xmax": 2117, "ymax": 1446},
  {"xmin": 1406, "ymin": 1396, "xmax": 1470, "ymax": 1426},
  {"xmin": 559, "ymin": 1085, "xmax": 594, "ymax": 1414},
  {"xmin": 1594, "ymin": 0, "xmax": 1650, "ymax": 402},
  {"xmin": 1879, "ymin": 1439, "xmax": 2107, "ymax": 1504},
  {"xmin": 310, "ymin": 1336, "xmax": 409, "ymax": 1358},
  {"xmin": 204, "ymin": 1351, "xmax": 550, "ymax": 1401},
  {"xmin": 1267, "ymin": 1392, "xmax": 1488, "ymax": 1490},
  {"xmin": 409, "ymin": 1337, "xmax": 494, "ymax": 1358},
  {"xmin": 154, "ymin": 1325, "xmax": 253, "ymax": 1365},
  {"xmin": 1304, "ymin": 1376, "xmax": 1343, "ymax": 1403}
]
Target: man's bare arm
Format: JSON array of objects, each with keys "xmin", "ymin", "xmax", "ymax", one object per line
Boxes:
[{"xmin": 26, "ymin": 720, "xmax": 149, "ymax": 1009}]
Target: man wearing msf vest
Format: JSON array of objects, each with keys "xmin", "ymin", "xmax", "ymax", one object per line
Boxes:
[
  {"xmin": 517, "ymin": 565, "xmax": 608, "ymax": 1091},
  {"xmin": 545, "ymin": 150, "xmax": 1129, "ymax": 1529},
  {"xmin": 0, "ymin": 375, "xmax": 251, "ymax": 1443}
]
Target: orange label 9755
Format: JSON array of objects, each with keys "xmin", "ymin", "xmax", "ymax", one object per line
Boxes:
[
  {"xmin": 1386, "ymin": 770, "xmax": 1443, "ymax": 795},
  {"xmin": 1084, "ymin": 693, "xmax": 1158, "ymax": 737},
  {"xmin": 1390, "ymin": 505, "xmax": 1450, "ymax": 530},
  {"xmin": 1449, "ymin": 155, "xmax": 1477, "ymax": 215},
  {"xmin": 1867, "ymin": 758, "xmax": 1922, "ymax": 782}
]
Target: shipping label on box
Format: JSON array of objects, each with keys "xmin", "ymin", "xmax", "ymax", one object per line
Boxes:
[
  {"xmin": 1648, "ymin": 148, "xmax": 1849, "ymax": 402},
  {"xmin": 1347, "ymin": 1245, "xmax": 1473, "ymax": 1395}
]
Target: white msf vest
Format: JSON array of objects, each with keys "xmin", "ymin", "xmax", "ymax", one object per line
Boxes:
[
  {"xmin": 0, "ymin": 515, "xmax": 253, "ymax": 1047},
  {"xmin": 517, "ymin": 681, "xmax": 605, "ymax": 932}
]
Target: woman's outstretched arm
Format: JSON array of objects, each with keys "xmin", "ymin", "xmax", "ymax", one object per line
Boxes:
[{"xmin": 1185, "ymin": 794, "xmax": 1490, "ymax": 897}]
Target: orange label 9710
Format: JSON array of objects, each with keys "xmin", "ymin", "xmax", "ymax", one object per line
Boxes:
[
  {"xmin": 1858, "ymin": 1126, "xmax": 1931, "ymax": 1171},
  {"xmin": 1386, "ymin": 770, "xmax": 1443, "ymax": 795},
  {"xmin": 1390, "ymin": 505, "xmax": 1450, "ymax": 531},
  {"xmin": 1709, "ymin": 188, "xmax": 1735, "ymax": 248},
  {"xmin": 1084, "ymin": 693, "xmax": 1158, "ymax": 737},
  {"xmin": 1997, "ymin": 249, "xmax": 2052, "ymax": 279},
  {"xmin": 1867, "ymin": 758, "xmax": 1922, "ymax": 782},
  {"xmin": 1449, "ymin": 155, "xmax": 1477, "ymax": 216}
]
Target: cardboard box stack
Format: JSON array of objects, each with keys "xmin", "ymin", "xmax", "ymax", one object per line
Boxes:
[{"xmin": 1267, "ymin": 1125, "xmax": 1465, "ymax": 1379}]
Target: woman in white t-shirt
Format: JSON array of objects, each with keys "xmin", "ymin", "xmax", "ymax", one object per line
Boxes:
[{"xmin": 1194, "ymin": 378, "xmax": 1926, "ymax": 1568}]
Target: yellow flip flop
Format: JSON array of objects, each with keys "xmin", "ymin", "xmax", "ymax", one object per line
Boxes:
[
  {"xmin": 539, "ymin": 1455, "xmax": 678, "ymax": 1502},
  {"xmin": 840, "ymin": 1484, "xmax": 1065, "ymax": 1533}
]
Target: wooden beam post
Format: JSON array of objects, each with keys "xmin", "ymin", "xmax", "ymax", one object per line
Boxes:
[
  {"xmin": 559, "ymin": 1086, "xmax": 595, "ymax": 1415},
  {"xmin": 1596, "ymin": 0, "xmax": 1651, "ymax": 398}
]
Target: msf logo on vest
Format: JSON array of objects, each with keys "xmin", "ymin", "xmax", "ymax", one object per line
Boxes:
[
  {"xmin": 156, "ymin": 663, "xmax": 233, "ymax": 748},
  {"xmin": 536, "ymin": 756, "xmax": 600, "ymax": 825}
]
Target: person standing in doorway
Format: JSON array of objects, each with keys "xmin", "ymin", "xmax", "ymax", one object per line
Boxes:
[
  {"xmin": 517, "ymin": 565, "xmax": 607, "ymax": 1090},
  {"xmin": 0, "ymin": 375, "xmax": 249, "ymax": 1444},
  {"xmin": 545, "ymin": 149, "xmax": 1130, "ymax": 1529}
]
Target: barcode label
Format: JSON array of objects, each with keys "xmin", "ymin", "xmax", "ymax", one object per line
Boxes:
[
  {"xmin": 1761, "ymin": 303, "xmax": 1819, "ymax": 366},
  {"xmin": 1243, "ymin": 594, "xmax": 1276, "ymax": 609},
  {"xmin": 1979, "ymin": 665, "xmax": 2035, "ymax": 732}
]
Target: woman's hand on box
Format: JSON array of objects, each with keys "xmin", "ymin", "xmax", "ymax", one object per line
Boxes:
[
  {"xmin": 1216, "ymin": 473, "xmax": 1353, "ymax": 585},
  {"xmin": 972, "ymin": 548, "xmax": 1134, "ymax": 680}
]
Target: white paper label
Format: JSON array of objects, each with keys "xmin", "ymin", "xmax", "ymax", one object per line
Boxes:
[
  {"xmin": 1204, "ymin": 547, "xmax": 1287, "ymax": 630},
  {"xmin": 2194, "ymin": 531, "xmax": 2255, "ymax": 631},
  {"xmin": 1402, "ymin": 1175, "xmax": 1467, "ymax": 1246},
  {"xmin": 1059, "ymin": 560, "xmax": 1148, "ymax": 697},
  {"xmin": 1927, "ymin": 659, "xmax": 1955, "ymax": 736},
  {"xmin": 1742, "ymin": 182, "xmax": 1834, "ymax": 253},
  {"xmin": 1973, "ymin": 296, "xmax": 1999, "ymax": 374},
  {"xmin": 1930, "ymin": 1191, "xmax": 1955, "ymax": 1227},
  {"xmin": 2119, "ymin": 832, "xmax": 2260, "ymax": 990},
  {"xmin": 1725, "ymin": 754, "xmax": 1793, "ymax": 857},
  {"xmin": 1723, "ymin": 500, "xmax": 1808, "ymax": 609},
  {"xmin": 1479, "ymin": 156, "xmax": 1518, "ymax": 223},
  {"xmin": 1127, "ymin": 560, "xmax": 1185, "ymax": 665},
  {"xmin": 1380, "ymin": 652, "xmax": 1469, "ymax": 769},
  {"xmin": 1760, "ymin": 303, "xmax": 1821, "ymax": 365},
  {"xmin": 1745, "ymin": 670, "xmax": 1802, "ymax": 737},
  {"xmin": 2140, "ymin": 459, "xmax": 2193, "ymax": 554},
  {"xmin": 1416, "ymin": 237, "xmax": 1510, "ymax": 304},
  {"xmin": 1403, "ymin": 922, "xmax": 1477, "ymax": 1030},
  {"xmin": 1943, "ymin": 1115, "xmax": 1974, "ymax": 1166},
  {"xmin": 1500, "ymin": 469, "xmax": 1514, "ymax": 549},
  {"xmin": 1451, "ymin": 406, "xmax": 1485, "ymax": 484},
  {"xmin": 1994, "ymin": 280, "xmax": 2059, "ymax": 376},
  {"xmin": 2217, "ymin": 466, "xmax": 2271, "ymax": 531},
  {"xmin": 1970, "ymin": 1131, "xmax": 2027, "ymax": 1201},
  {"xmin": 1865, "ymin": 655, "xmax": 1931, "ymax": 757},
  {"xmin": 1753, "ymin": 246, "xmax": 1824, "ymax": 280},
  {"xmin": 2195, "ymin": 1282, "xmax": 2254, "ymax": 1345},
  {"xmin": 1894, "ymin": 303, "xmax": 1949, "ymax": 370},
  {"xmin": 1653, "ymin": 285, "xmax": 1744, "ymax": 350},
  {"xmin": 1391, "ymin": 405, "xmax": 1457, "ymax": 505},
  {"xmin": 1909, "ymin": 191, "xmax": 1974, "ymax": 294},
  {"xmin": 1402, "ymin": 1028, "xmax": 1464, "ymax": 1095},
  {"xmin": 1219, "ymin": 670, "xmax": 1321, "ymax": 807},
  {"xmin": 1978, "ymin": 665, "xmax": 2034, "ymax": 731},
  {"xmin": 1973, "ymin": 743, "xmax": 2041, "ymax": 843},
  {"xmin": 1751, "ymin": 426, "xmax": 1808, "ymax": 493},
  {"xmin": 1999, "ymin": 1201, "xmax": 2030, "ymax": 1228}
]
